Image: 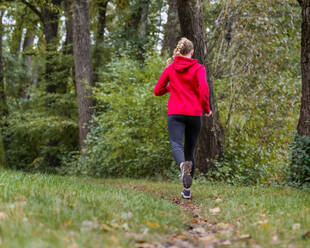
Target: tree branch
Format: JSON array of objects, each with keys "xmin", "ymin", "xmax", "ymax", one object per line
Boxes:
[{"xmin": 21, "ymin": 0, "xmax": 43, "ymax": 21}]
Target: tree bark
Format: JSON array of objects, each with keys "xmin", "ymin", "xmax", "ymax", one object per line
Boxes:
[
  {"xmin": 162, "ymin": 0, "xmax": 181, "ymax": 56},
  {"xmin": 64, "ymin": 0, "xmax": 76, "ymax": 91},
  {"xmin": 93, "ymin": 0, "xmax": 108, "ymax": 84},
  {"xmin": 0, "ymin": 11, "xmax": 7, "ymax": 117},
  {"xmin": 21, "ymin": 0, "xmax": 63, "ymax": 93},
  {"xmin": 73, "ymin": 0, "xmax": 94, "ymax": 149},
  {"xmin": 20, "ymin": 28, "xmax": 35, "ymax": 97},
  {"xmin": 297, "ymin": 0, "xmax": 310, "ymax": 137},
  {"xmin": 177, "ymin": 0, "xmax": 225, "ymax": 173},
  {"xmin": 139, "ymin": 0, "xmax": 149, "ymax": 41},
  {"xmin": 0, "ymin": 11, "xmax": 7, "ymax": 166}
]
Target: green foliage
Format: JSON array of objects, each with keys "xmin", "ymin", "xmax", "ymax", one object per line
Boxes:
[
  {"xmin": 67, "ymin": 53, "xmax": 177, "ymax": 178},
  {"xmin": 288, "ymin": 134, "xmax": 310, "ymax": 187},
  {"xmin": 3, "ymin": 92, "xmax": 79, "ymax": 172},
  {"xmin": 0, "ymin": 134, "xmax": 6, "ymax": 167}
]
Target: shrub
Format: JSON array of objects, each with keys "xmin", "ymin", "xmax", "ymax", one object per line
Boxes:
[
  {"xmin": 288, "ymin": 134, "xmax": 310, "ymax": 187},
  {"xmin": 70, "ymin": 53, "xmax": 177, "ymax": 178}
]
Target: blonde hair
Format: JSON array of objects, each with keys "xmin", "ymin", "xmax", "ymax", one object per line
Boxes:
[{"xmin": 166, "ymin": 37, "xmax": 194, "ymax": 65}]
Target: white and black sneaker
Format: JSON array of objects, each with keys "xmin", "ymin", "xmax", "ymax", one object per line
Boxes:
[
  {"xmin": 180, "ymin": 161, "xmax": 192, "ymax": 189},
  {"xmin": 181, "ymin": 188, "xmax": 191, "ymax": 199}
]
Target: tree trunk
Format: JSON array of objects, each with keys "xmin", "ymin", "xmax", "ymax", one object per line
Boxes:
[
  {"xmin": 93, "ymin": 0, "xmax": 108, "ymax": 84},
  {"xmin": 64, "ymin": 0, "xmax": 76, "ymax": 91},
  {"xmin": 139, "ymin": 0, "xmax": 149, "ymax": 41},
  {"xmin": 297, "ymin": 0, "xmax": 310, "ymax": 137},
  {"xmin": 73, "ymin": 0, "xmax": 94, "ymax": 149},
  {"xmin": 0, "ymin": 12, "xmax": 7, "ymax": 166},
  {"xmin": 21, "ymin": 28, "xmax": 35, "ymax": 97},
  {"xmin": 0, "ymin": 11, "xmax": 7, "ymax": 117},
  {"xmin": 177, "ymin": 0, "xmax": 225, "ymax": 173},
  {"xmin": 21, "ymin": 0, "xmax": 63, "ymax": 93},
  {"xmin": 162, "ymin": 0, "xmax": 181, "ymax": 56}
]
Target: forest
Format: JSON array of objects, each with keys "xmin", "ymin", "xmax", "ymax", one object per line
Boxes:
[
  {"xmin": 0, "ymin": 0, "xmax": 308, "ymax": 186},
  {"xmin": 0, "ymin": 0, "xmax": 310, "ymax": 247}
]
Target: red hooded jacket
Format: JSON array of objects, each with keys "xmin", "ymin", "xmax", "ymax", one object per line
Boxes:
[{"xmin": 154, "ymin": 56, "xmax": 211, "ymax": 116}]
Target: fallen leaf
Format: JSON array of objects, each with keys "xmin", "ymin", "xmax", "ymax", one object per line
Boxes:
[
  {"xmin": 302, "ymin": 231, "xmax": 310, "ymax": 239},
  {"xmin": 64, "ymin": 220, "xmax": 72, "ymax": 226},
  {"xmin": 209, "ymin": 207, "xmax": 221, "ymax": 215},
  {"xmin": 199, "ymin": 235, "xmax": 218, "ymax": 244},
  {"xmin": 102, "ymin": 223, "xmax": 113, "ymax": 232},
  {"xmin": 175, "ymin": 235, "xmax": 187, "ymax": 241},
  {"xmin": 144, "ymin": 221, "xmax": 159, "ymax": 229},
  {"xmin": 292, "ymin": 223, "xmax": 301, "ymax": 230},
  {"xmin": 0, "ymin": 212, "xmax": 7, "ymax": 220},
  {"xmin": 191, "ymin": 219, "xmax": 198, "ymax": 224},
  {"xmin": 221, "ymin": 240, "xmax": 232, "ymax": 246},
  {"xmin": 238, "ymin": 234, "xmax": 251, "ymax": 239},
  {"xmin": 193, "ymin": 227, "xmax": 206, "ymax": 233}
]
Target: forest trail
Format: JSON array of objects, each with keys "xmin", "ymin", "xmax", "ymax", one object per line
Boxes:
[{"xmin": 116, "ymin": 184, "xmax": 252, "ymax": 248}]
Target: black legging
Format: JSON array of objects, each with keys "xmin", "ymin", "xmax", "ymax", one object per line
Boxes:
[{"xmin": 168, "ymin": 115, "xmax": 202, "ymax": 177}]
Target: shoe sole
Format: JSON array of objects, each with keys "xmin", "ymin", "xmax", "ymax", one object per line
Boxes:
[
  {"xmin": 182, "ymin": 162, "xmax": 192, "ymax": 189},
  {"xmin": 181, "ymin": 191, "xmax": 191, "ymax": 199}
]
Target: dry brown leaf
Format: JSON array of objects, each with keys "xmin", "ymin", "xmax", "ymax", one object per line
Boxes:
[
  {"xmin": 102, "ymin": 223, "xmax": 113, "ymax": 232},
  {"xmin": 145, "ymin": 221, "xmax": 159, "ymax": 229},
  {"xmin": 175, "ymin": 235, "xmax": 187, "ymax": 241},
  {"xmin": 209, "ymin": 207, "xmax": 221, "ymax": 215},
  {"xmin": 191, "ymin": 219, "xmax": 198, "ymax": 224},
  {"xmin": 199, "ymin": 235, "xmax": 218, "ymax": 244},
  {"xmin": 64, "ymin": 220, "xmax": 72, "ymax": 226}
]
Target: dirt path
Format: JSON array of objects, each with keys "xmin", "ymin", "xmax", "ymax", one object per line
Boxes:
[{"xmin": 129, "ymin": 185, "xmax": 252, "ymax": 248}]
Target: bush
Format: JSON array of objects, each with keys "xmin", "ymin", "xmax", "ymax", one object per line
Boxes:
[
  {"xmin": 3, "ymin": 92, "xmax": 79, "ymax": 172},
  {"xmin": 69, "ymin": 53, "xmax": 177, "ymax": 178},
  {"xmin": 288, "ymin": 134, "xmax": 310, "ymax": 187}
]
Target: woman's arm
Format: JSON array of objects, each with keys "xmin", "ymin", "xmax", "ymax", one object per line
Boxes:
[
  {"xmin": 197, "ymin": 66, "xmax": 211, "ymax": 115},
  {"xmin": 154, "ymin": 67, "xmax": 170, "ymax": 96}
]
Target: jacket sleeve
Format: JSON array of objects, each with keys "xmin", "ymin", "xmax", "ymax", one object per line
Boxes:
[
  {"xmin": 154, "ymin": 67, "xmax": 170, "ymax": 96},
  {"xmin": 197, "ymin": 66, "xmax": 211, "ymax": 114}
]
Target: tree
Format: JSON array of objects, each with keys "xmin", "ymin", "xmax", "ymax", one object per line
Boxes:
[
  {"xmin": 297, "ymin": 0, "xmax": 310, "ymax": 137},
  {"xmin": 21, "ymin": 0, "xmax": 65, "ymax": 93},
  {"xmin": 162, "ymin": 0, "xmax": 181, "ymax": 56},
  {"xmin": 177, "ymin": 0, "xmax": 225, "ymax": 173},
  {"xmin": 0, "ymin": 11, "xmax": 7, "ymax": 166},
  {"xmin": 93, "ymin": 0, "xmax": 109, "ymax": 84},
  {"xmin": 72, "ymin": 0, "xmax": 94, "ymax": 148}
]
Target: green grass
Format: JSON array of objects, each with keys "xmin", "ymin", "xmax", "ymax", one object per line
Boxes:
[
  {"xmin": 0, "ymin": 170, "xmax": 309, "ymax": 247},
  {"xmin": 0, "ymin": 170, "xmax": 189, "ymax": 247},
  {"xmin": 103, "ymin": 178, "xmax": 310, "ymax": 247}
]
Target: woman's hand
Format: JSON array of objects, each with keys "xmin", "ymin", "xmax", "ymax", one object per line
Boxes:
[{"xmin": 204, "ymin": 111, "xmax": 212, "ymax": 117}]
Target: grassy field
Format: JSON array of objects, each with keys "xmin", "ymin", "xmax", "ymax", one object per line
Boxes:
[{"xmin": 0, "ymin": 170, "xmax": 309, "ymax": 247}]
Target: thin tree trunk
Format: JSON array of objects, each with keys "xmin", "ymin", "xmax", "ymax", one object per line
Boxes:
[
  {"xmin": 177, "ymin": 0, "xmax": 225, "ymax": 173},
  {"xmin": 297, "ymin": 0, "xmax": 310, "ymax": 137},
  {"xmin": 93, "ymin": 0, "xmax": 108, "ymax": 84},
  {"xmin": 21, "ymin": 28, "xmax": 35, "ymax": 97},
  {"xmin": 73, "ymin": 0, "xmax": 94, "ymax": 149},
  {"xmin": 0, "ymin": 11, "xmax": 7, "ymax": 166},
  {"xmin": 0, "ymin": 11, "xmax": 7, "ymax": 117},
  {"xmin": 139, "ymin": 0, "xmax": 149, "ymax": 40},
  {"xmin": 64, "ymin": 0, "xmax": 76, "ymax": 91},
  {"xmin": 162, "ymin": 0, "xmax": 181, "ymax": 56}
]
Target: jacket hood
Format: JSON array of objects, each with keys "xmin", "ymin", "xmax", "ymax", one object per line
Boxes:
[{"xmin": 172, "ymin": 56, "xmax": 198, "ymax": 72}]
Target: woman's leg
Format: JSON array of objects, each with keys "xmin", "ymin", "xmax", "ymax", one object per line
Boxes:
[
  {"xmin": 167, "ymin": 115, "xmax": 186, "ymax": 166},
  {"xmin": 184, "ymin": 116, "xmax": 202, "ymax": 177}
]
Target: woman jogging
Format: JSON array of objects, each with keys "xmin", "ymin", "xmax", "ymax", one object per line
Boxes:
[{"xmin": 154, "ymin": 37, "xmax": 212, "ymax": 199}]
